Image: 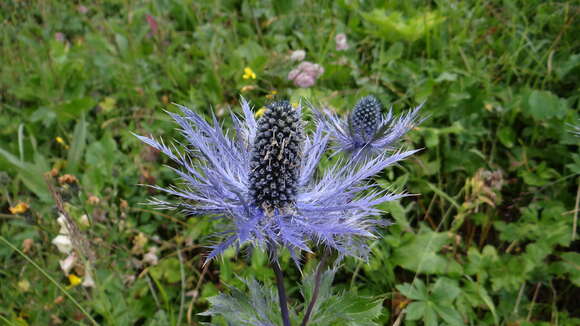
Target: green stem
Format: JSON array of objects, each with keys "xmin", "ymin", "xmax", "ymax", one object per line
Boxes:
[
  {"xmin": 272, "ymin": 259, "xmax": 292, "ymax": 326},
  {"xmin": 301, "ymin": 255, "xmax": 327, "ymax": 326}
]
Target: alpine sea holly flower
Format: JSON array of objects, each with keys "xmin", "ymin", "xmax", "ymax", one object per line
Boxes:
[
  {"xmin": 135, "ymin": 98, "xmax": 418, "ymax": 262},
  {"xmin": 316, "ymin": 95, "xmax": 423, "ymax": 160}
]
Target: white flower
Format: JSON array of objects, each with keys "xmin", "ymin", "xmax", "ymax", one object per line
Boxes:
[
  {"xmin": 143, "ymin": 247, "xmax": 159, "ymax": 266},
  {"xmin": 56, "ymin": 214, "xmax": 71, "ymax": 235},
  {"xmin": 59, "ymin": 253, "xmax": 77, "ymax": 275},
  {"xmin": 82, "ymin": 272, "xmax": 95, "ymax": 288},
  {"xmin": 79, "ymin": 214, "xmax": 90, "ymax": 227},
  {"xmin": 52, "ymin": 235, "xmax": 73, "ymax": 254},
  {"xmin": 290, "ymin": 50, "xmax": 306, "ymax": 61}
]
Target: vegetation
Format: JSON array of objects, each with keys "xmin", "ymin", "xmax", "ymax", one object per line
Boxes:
[{"xmin": 1, "ymin": 0, "xmax": 578, "ymax": 325}]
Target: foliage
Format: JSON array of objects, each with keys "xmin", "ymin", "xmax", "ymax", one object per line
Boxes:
[
  {"xmin": 0, "ymin": 0, "xmax": 578, "ymax": 325},
  {"xmin": 203, "ymin": 268, "xmax": 383, "ymax": 326}
]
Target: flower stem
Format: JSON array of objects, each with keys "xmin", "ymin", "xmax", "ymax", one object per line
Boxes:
[
  {"xmin": 301, "ymin": 255, "xmax": 327, "ymax": 326},
  {"xmin": 272, "ymin": 259, "xmax": 292, "ymax": 326}
]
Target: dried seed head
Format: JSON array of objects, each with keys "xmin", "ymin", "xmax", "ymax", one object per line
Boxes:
[
  {"xmin": 248, "ymin": 101, "xmax": 303, "ymax": 213},
  {"xmin": 349, "ymin": 96, "xmax": 382, "ymax": 143}
]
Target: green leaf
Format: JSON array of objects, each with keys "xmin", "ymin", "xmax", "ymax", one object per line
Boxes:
[
  {"xmin": 498, "ymin": 126, "xmax": 515, "ymax": 148},
  {"xmin": 200, "ymin": 277, "xmax": 282, "ymax": 326},
  {"xmin": 396, "ymin": 279, "xmax": 428, "ymax": 301},
  {"xmin": 392, "ymin": 228, "xmax": 463, "ymax": 275},
  {"xmin": 464, "ymin": 280, "xmax": 499, "ymax": 324},
  {"xmin": 67, "ymin": 115, "xmax": 87, "ymax": 174},
  {"xmin": 523, "ymin": 90, "xmax": 567, "ymax": 120},
  {"xmin": 424, "ymin": 304, "xmax": 438, "ymax": 326},
  {"xmin": 431, "ymin": 277, "xmax": 460, "ymax": 302},
  {"xmin": 54, "ymin": 97, "xmax": 96, "ymax": 121},
  {"xmin": 435, "ymin": 72, "xmax": 458, "ymax": 83},
  {"xmin": 554, "ymin": 252, "xmax": 580, "ymax": 286},
  {"xmin": 405, "ymin": 302, "xmax": 426, "ymax": 320},
  {"xmin": 149, "ymin": 258, "xmax": 181, "ymax": 283},
  {"xmin": 306, "ymin": 269, "xmax": 384, "ymax": 326},
  {"xmin": 0, "ymin": 147, "xmax": 51, "ymax": 202},
  {"xmin": 433, "ymin": 304, "xmax": 464, "ymax": 326},
  {"xmin": 361, "ymin": 10, "xmax": 445, "ymax": 42},
  {"xmin": 383, "ymin": 42, "xmax": 404, "ymax": 61}
]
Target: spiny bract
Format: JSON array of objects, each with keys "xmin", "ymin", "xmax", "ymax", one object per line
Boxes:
[
  {"xmin": 135, "ymin": 98, "xmax": 419, "ymax": 263},
  {"xmin": 316, "ymin": 95, "xmax": 423, "ymax": 160}
]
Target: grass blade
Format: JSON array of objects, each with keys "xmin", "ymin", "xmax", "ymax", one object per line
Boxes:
[{"xmin": 0, "ymin": 235, "xmax": 99, "ymax": 326}]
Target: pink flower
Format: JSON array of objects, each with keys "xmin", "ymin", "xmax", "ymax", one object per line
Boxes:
[
  {"xmin": 294, "ymin": 73, "xmax": 316, "ymax": 88},
  {"xmin": 335, "ymin": 33, "xmax": 349, "ymax": 51},
  {"xmin": 287, "ymin": 61, "xmax": 324, "ymax": 88},
  {"xmin": 77, "ymin": 5, "xmax": 88, "ymax": 14},
  {"xmin": 54, "ymin": 32, "xmax": 65, "ymax": 42},
  {"xmin": 288, "ymin": 68, "xmax": 300, "ymax": 81},
  {"xmin": 146, "ymin": 14, "xmax": 159, "ymax": 36},
  {"xmin": 297, "ymin": 62, "xmax": 324, "ymax": 78}
]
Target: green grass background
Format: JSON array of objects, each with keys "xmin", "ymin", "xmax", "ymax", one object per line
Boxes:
[{"xmin": 1, "ymin": 0, "xmax": 579, "ymax": 325}]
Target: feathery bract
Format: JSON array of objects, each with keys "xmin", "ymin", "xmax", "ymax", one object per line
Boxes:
[
  {"xmin": 135, "ymin": 98, "xmax": 419, "ymax": 262},
  {"xmin": 316, "ymin": 95, "xmax": 422, "ymax": 160}
]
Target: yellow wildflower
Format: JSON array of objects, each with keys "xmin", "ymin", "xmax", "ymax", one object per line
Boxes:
[
  {"xmin": 9, "ymin": 202, "xmax": 29, "ymax": 215},
  {"xmin": 291, "ymin": 102, "xmax": 299, "ymax": 109},
  {"xmin": 255, "ymin": 106, "xmax": 268, "ymax": 118},
  {"xmin": 55, "ymin": 136, "xmax": 69, "ymax": 149},
  {"xmin": 265, "ymin": 90, "xmax": 278, "ymax": 99},
  {"xmin": 68, "ymin": 274, "xmax": 82, "ymax": 288},
  {"xmin": 242, "ymin": 67, "xmax": 257, "ymax": 80}
]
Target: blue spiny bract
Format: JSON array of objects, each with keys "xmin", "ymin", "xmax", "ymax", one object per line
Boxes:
[
  {"xmin": 316, "ymin": 95, "xmax": 423, "ymax": 160},
  {"xmin": 249, "ymin": 101, "xmax": 303, "ymax": 213},
  {"xmin": 135, "ymin": 98, "xmax": 419, "ymax": 262}
]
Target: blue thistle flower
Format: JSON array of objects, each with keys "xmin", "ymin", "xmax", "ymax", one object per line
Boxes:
[
  {"xmin": 316, "ymin": 95, "xmax": 423, "ymax": 160},
  {"xmin": 135, "ymin": 98, "xmax": 419, "ymax": 263}
]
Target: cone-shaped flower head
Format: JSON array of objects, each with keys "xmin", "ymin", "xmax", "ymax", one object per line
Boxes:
[
  {"xmin": 316, "ymin": 95, "xmax": 423, "ymax": 160},
  {"xmin": 349, "ymin": 96, "xmax": 383, "ymax": 146},
  {"xmin": 249, "ymin": 101, "xmax": 303, "ymax": 213},
  {"xmin": 135, "ymin": 98, "xmax": 419, "ymax": 263}
]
